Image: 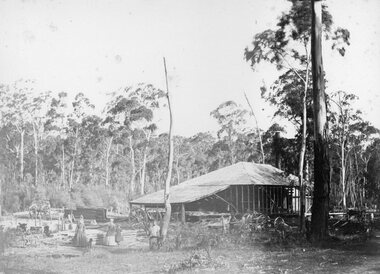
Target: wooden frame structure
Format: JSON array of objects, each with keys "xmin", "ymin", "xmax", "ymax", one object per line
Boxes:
[
  {"xmin": 183, "ymin": 185, "xmax": 299, "ymax": 215},
  {"xmin": 131, "ymin": 162, "xmax": 300, "ymax": 217}
]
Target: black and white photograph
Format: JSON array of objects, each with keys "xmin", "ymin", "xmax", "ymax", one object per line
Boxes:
[{"xmin": 0, "ymin": 0, "xmax": 379, "ymax": 273}]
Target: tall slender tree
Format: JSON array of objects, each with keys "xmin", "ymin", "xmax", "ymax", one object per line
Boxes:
[
  {"xmin": 210, "ymin": 101, "xmax": 249, "ymax": 165},
  {"xmin": 244, "ymin": 92, "xmax": 265, "ymax": 164},
  {"xmin": 311, "ymin": 0, "xmax": 330, "ymax": 241},
  {"xmin": 44, "ymin": 92, "xmax": 69, "ymax": 188},
  {"xmin": 161, "ymin": 57, "xmax": 174, "ymax": 241},
  {"xmin": 245, "ymin": 0, "xmax": 349, "ymax": 231}
]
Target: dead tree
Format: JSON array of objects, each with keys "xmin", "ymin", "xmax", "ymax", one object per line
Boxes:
[
  {"xmin": 160, "ymin": 57, "xmax": 174, "ymax": 241},
  {"xmin": 311, "ymin": 0, "xmax": 330, "ymax": 241},
  {"xmin": 244, "ymin": 92, "xmax": 265, "ymax": 164}
]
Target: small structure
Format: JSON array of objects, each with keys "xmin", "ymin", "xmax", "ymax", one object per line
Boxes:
[
  {"xmin": 130, "ymin": 162, "xmax": 299, "ymax": 219},
  {"xmin": 64, "ymin": 207, "xmax": 108, "ymax": 222}
]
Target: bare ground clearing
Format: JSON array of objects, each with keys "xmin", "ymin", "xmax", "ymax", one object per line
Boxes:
[{"xmin": 1, "ymin": 228, "xmax": 379, "ymax": 274}]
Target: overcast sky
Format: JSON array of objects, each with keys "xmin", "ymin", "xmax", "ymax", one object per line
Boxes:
[{"xmin": 1, "ymin": 0, "xmax": 379, "ymax": 137}]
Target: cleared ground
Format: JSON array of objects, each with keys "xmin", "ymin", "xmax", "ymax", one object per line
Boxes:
[{"xmin": 1, "ymin": 223, "xmax": 379, "ymax": 274}]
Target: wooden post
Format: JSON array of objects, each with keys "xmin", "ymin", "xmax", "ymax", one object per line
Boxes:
[
  {"xmin": 247, "ymin": 185, "xmax": 251, "ymax": 212},
  {"xmin": 264, "ymin": 187, "xmax": 267, "ymax": 214},
  {"xmin": 235, "ymin": 186, "xmax": 238, "ymax": 213},
  {"xmin": 269, "ymin": 186, "xmax": 272, "ymax": 213},
  {"xmin": 181, "ymin": 204, "xmax": 186, "ymax": 224},
  {"xmin": 241, "ymin": 185, "xmax": 244, "ymax": 213},
  {"xmin": 253, "ymin": 186, "xmax": 256, "ymax": 212},
  {"xmin": 277, "ymin": 187, "xmax": 280, "ymax": 212},
  {"xmin": 229, "ymin": 187, "xmax": 232, "ymax": 211},
  {"xmin": 256, "ymin": 187, "xmax": 259, "ymax": 212}
]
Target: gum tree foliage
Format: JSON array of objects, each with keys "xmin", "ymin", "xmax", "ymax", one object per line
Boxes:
[
  {"xmin": 210, "ymin": 101, "xmax": 252, "ymax": 166},
  {"xmin": 104, "ymin": 84, "xmax": 165, "ymax": 197},
  {"xmin": 366, "ymin": 139, "xmax": 380, "ymax": 207},
  {"xmin": 44, "ymin": 92, "xmax": 69, "ymax": 188},
  {"xmin": 245, "ymin": 0, "xmax": 349, "ymax": 234},
  {"xmin": 0, "ymin": 80, "xmax": 36, "ymax": 183},
  {"xmin": 245, "ymin": 0, "xmax": 349, "ymax": 71},
  {"xmin": 329, "ymin": 91, "xmax": 379, "ymax": 208},
  {"xmin": 244, "ymin": 0, "xmax": 350, "ymax": 179},
  {"xmin": 1, "ymin": 79, "xmax": 378, "ymax": 217},
  {"xmin": 66, "ymin": 93, "xmax": 95, "ymax": 190}
]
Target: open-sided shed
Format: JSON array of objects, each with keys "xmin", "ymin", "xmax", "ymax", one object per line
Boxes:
[{"xmin": 130, "ymin": 162, "xmax": 299, "ymax": 215}]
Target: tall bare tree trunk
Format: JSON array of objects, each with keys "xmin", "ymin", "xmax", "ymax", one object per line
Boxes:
[
  {"xmin": 274, "ymin": 131, "xmax": 282, "ymax": 169},
  {"xmin": 140, "ymin": 131, "xmax": 151, "ymax": 195},
  {"xmin": 244, "ymin": 92, "xmax": 265, "ymax": 164},
  {"xmin": 311, "ymin": 0, "xmax": 330, "ymax": 242},
  {"xmin": 299, "ymin": 56, "xmax": 310, "ymax": 232},
  {"xmin": 20, "ymin": 129, "xmax": 25, "ymax": 183},
  {"xmin": 140, "ymin": 151, "xmax": 147, "ymax": 194},
  {"xmin": 33, "ymin": 124, "xmax": 39, "ymax": 186},
  {"xmin": 61, "ymin": 143, "xmax": 65, "ymax": 187},
  {"xmin": 105, "ymin": 136, "xmax": 113, "ymax": 187},
  {"xmin": 129, "ymin": 136, "xmax": 136, "ymax": 196},
  {"xmin": 161, "ymin": 57, "xmax": 174, "ymax": 241},
  {"xmin": 341, "ymin": 140, "xmax": 346, "ymax": 209},
  {"xmin": 228, "ymin": 129, "xmax": 235, "ymax": 165},
  {"xmin": 69, "ymin": 127, "xmax": 79, "ymax": 190}
]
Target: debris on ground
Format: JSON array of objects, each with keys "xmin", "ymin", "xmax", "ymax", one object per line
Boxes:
[{"xmin": 162, "ymin": 250, "xmax": 228, "ymax": 273}]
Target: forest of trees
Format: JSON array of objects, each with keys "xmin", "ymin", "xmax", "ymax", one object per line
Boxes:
[
  {"xmin": 0, "ymin": 79, "xmax": 379, "ymax": 215},
  {"xmin": 0, "ymin": 0, "xmax": 379, "ymax": 217}
]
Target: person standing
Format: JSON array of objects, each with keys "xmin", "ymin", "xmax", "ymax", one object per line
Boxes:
[
  {"xmin": 149, "ymin": 219, "xmax": 161, "ymax": 249},
  {"xmin": 104, "ymin": 218, "xmax": 117, "ymax": 246},
  {"xmin": 73, "ymin": 215, "xmax": 87, "ymax": 247},
  {"xmin": 115, "ymin": 224, "xmax": 123, "ymax": 246}
]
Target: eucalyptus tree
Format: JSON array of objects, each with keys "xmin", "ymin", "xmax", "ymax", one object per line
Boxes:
[
  {"xmin": 245, "ymin": 0, "xmax": 349, "ymax": 232},
  {"xmin": 0, "ymin": 122, "xmax": 20, "ymax": 215},
  {"xmin": 146, "ymin": 133, "xmax": 170, "ymax": 192},
  {"xmin": 29, "ymin": 91, "xmax": 52, "ymax": 185},
  {"xmin": 44, "ymin": 92, "xmax": 69, "ymax": 188},
  {"xmin": 67, "ymin": 93, "xmax": 95, "ymax": 190},
  {"xmin": 187, "ymin": 132, "xmax": 216, "ymax": 176},
  {"xmin": 128, "ymin": 84, "xmax": 165, "ymax": 195},
  {"xmin": 347, "ymin": 121, "xmax": 379, "ymax": 207},
  {"xmin": 0, "ymin": 80, "xmax": 36, "ymax": 183},
  {"xmin": 78, "ymin": 114, "xmax": 106, "ymax": 186},
  {"xmin": 310, "ymin": 0, "xmax": 331, "ymax": 241},
  {"xmin": 210, "ymin": 101, "xmax": 250, "ymax": 165},
  {"xmin": 329, "ymin": 92, "xmax": 379, "ymax": 208},
  {"xmin": 366, "ymin": 139, "xmax": 380, "ymax": 207},
  {"xmin": 104, "ymin": 83, "xmax": 164, "ymax": 196},
  {"xmin": 329, "ymin": 91, "xmax": 360, "ymax": 209}
]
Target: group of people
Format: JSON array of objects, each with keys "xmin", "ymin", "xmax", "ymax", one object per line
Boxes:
[
  {"xmin": 72, "ymin": 215, "xmax": 123, "ymax": 247},
  {"xmin": 104, "ymin": 218, "xmax": 123, "ymax": 246}
]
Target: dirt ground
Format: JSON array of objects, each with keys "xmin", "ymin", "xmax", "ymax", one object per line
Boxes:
[{"xmin": 1, "ymin": 224, "xmax": 379, "ymax": 273}]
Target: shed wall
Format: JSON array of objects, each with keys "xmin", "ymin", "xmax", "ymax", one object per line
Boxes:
[{"xmin": 184, "ymin": 185, "xmax": 296, "ymax": 215}]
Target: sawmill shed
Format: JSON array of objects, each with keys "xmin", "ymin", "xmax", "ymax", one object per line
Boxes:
[{"xmin": 130, "ymin": 162, "xmax": 299, "ymax": 217}]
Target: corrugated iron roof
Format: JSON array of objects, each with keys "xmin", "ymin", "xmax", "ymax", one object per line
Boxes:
[{"xmin": 130, "ymin": 162, "xmax": 297, "ymax": 205}]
